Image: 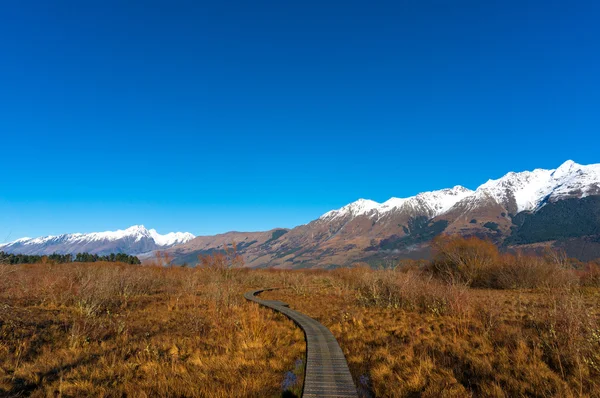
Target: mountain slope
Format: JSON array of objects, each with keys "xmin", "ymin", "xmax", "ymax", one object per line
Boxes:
[
  {"xmin": 163, "ymin": 229, "xmax": 289, "ymax": 266},
  {"xmin": 454, "ymin": 160, "xmax": 600, "ymax": 215},
  {"xmin": 168, "ymin": 160, "xmax": 600, "ymax": 268},
  {"xmin": 5, "ymin": 160, "xmax": 600, "ymax": 267},
  {"xmin": 0, "ymin": 225, "xmax": 195, "ymax": 256}
]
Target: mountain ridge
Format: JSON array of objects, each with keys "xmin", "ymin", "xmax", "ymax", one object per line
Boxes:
[
  {"xmin": 165, "ymin": 159, "xmax": 600, "ymax": 268},
  {"xmin": 3, "ymin": 160, "xmax": 600, "ymax": 266},
  {"xmin": 0, "ymin": 225, "xmax": 195, "ymax": 256},
  {"xmin": 321, "ymin": 160, "xmax": 599, "ymax": 220}
]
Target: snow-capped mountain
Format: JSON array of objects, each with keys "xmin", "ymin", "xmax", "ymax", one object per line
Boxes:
[
  {"xmin": 320, "ymin": 160, "xmax": 599, "ymax": 221},
  {"xmin": 320, "ymin": 198, "xmax": 381, "ymax": 219},
  {"xmin": 239, "ymin": 160, "xmax": 600, "ymax": 268},
  {"xmin": 320, "ymin": 186, "xmax": 474, "ymax": 221},
  {"xmin": 451, "ymin": 160, "xmax": 600, "ymax": 216},
  {"xmin": 4, "ymin": 160, "xmax": 599, "ymax": 268},
  {"xmin": 0, "ymin": 225, "xmax": 195, "ymax": 256}
]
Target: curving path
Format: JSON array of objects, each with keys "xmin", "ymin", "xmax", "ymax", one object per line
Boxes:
[{"xmin": 244, "ymin": 289, "xmax": 358, "ymax": 398}]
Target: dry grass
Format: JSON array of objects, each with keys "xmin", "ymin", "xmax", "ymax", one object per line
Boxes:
[
  {"xmin": 0, "ymin": 262, "xmax": 305, "ymax": 397},
  {"xmin": 2, "ymin": 244, "xmax": 600, "ymax": 397},
  {"xmin": 263, "ymin": 268, "xmax": 600, "ymax": 397}
]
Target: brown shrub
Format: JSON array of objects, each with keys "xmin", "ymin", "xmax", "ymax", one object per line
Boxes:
[
  {"xmin": 493, "ymin": 251, "xmax": 577, "ymax": 289},
  {"xmin": 348, "ymin": 269, "xmax": 469, "ymax": 317},
  {"xmin": 430, "ymin": 235, "xmax": 499, "ymax": 286},
  {"xmin": 430, "ymin": 235, "xmax": 578, "ymax": 289},
  {"xmin": 3, "ymin": 262, "xmax": 165, "ymax": 315},
  {"xmin": 198, "ymin": 243, "xmax": 244, "ymax": 281}
]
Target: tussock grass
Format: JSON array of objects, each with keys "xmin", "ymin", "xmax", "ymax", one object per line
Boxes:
[
  {"xmin": 2, "ymin": 240, "xmax": 600, "ymax": 397},
  {"xmin": 263, "ymin": 266, "xmax": 600, "ymax": 397},
  {"xmin": 0, "ymin": 262, "xmax": 304, "ymax": 397}
]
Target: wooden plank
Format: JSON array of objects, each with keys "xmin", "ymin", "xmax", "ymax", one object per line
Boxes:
[{"xmin": 245, "ymin": 289, "xmax": 359, "ymax": 398}]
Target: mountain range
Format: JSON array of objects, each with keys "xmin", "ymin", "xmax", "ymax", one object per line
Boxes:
[
  {"xmin": 164, "ymin": 160, "xmax": 600, "ymax": 267},
  {"xmin": 3, "ymin": 160, "xmax": 600, "ymax": 266},
  {"xmin": 0, "ymin": 225, "xmax": 195, "ymax": 256}
]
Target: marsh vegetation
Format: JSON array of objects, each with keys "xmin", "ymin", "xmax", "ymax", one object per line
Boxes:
[{"xmin": 1, "ymin": 237, "xmax": 599, "ymax": 397}]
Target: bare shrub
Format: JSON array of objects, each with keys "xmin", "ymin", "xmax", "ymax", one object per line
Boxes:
[
  {"xmin": 2, "ymin": 262, "xmax": 166, "ymax": 315},
  {"xmin": 284, "ymin": 271, "xmax": 313, "ymax": 296},
  {"xmin": 353, "ymin": 269, "xmax": 469, "ymax": 316},
  {"xmin": 430, "ymin": 236, "xmax": 578, "ymax": 289},
  {"xmin": 494, "ymin": 251, "xmax": 577, "ymax": 289},
  {"xmin": 430, "ymin": 235, "xmax": 499, "ymax": 286},
  {"xmin": 198, "ymin": 243, "xmax": 244, "ymax": 281},
  {"xmin": 153, "ymin": 250, "xmax": 173, "ymax": 267}
]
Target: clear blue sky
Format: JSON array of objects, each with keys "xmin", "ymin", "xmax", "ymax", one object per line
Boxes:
[{"xmin": 1, "ymin": 0, "xmax": 599, "ymax": 240}]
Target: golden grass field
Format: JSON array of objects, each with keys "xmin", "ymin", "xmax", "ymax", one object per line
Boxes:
[
  {"xmin": 262, "ymin": 271, "xmax": 600, "ymax": 397},
  {"xmin": 0, "ymin": 263, "xmax": 305, "ymax": 397},
  {"xmin": 1, "ymin": 237, "xmax": 600, "ymax": 397}
]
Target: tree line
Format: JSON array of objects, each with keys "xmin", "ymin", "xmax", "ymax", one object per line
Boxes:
[{"xmin": 0, "ymin": 252, "xmax": 141, "ymax": 265}]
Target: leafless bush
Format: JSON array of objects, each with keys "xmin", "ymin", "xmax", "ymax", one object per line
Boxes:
[
  {"xmin": 285, "ymin": 272, "xmax": 313, "ymax": 296},
  {"xmin": 114, "ymin": 265, "xmax": 164, "ymax": 298},
  {"xmin": 429, "ymin": 236, "xmax": 579, "ymax": 289},
  {"xmin": 353, "ymin": 269, "xmax": 469, "ymax": 316},
  {"xmin": 1, "ymin": 262, "xmax": 166, "ymax": 315},
  {"xmin": 429, "ymin": 235, "xmax": 499, "ymax": 286},
  {"xmin": 198, "ymin": 244, "xmax": 244, "ymax": 282},
  {"xmin": 494, "ymin": 251, "xmax": 577, "ymax": 289}
]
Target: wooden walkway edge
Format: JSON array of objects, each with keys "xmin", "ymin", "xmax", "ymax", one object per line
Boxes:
[{"xmin": 244, "ymin": 289, "xmax": 359, "ymax": 398}]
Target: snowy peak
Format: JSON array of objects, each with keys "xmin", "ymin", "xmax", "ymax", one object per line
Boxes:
[
  {"xmin": 379, "ymin": 186, "xmax": 473, "ymax": 217},
  {"xmin": 471, "ymin": 160, "xmax": 600, "ymax": 213},
  {"xmin": 84, "ymin": 225, "xmax": 153, "ymax": 242},
  {"xmin": 476, "ymin": 168, "xmax": 554, "ymax": 213},
  {"xmin": 320, "ymin": 199, "xmax": 380, "ymax": 220},
  {"xmin": 149, "ymin": 229, "xmax": 196, "ymax": 246},
  {"xmin": 320, "ymin": 186, "xmax": 474, "ymax": 220},
  {"xmin": 319, "ymin": 161, "xmax": 600, "ymax": 223},
  {"xmin": 409, "ymin": 186, "xmax": 474, "ymax": 215},
  {"xmin": 1, "ymin": 226, "xmax": 196, "ymax": 256},
  {"xmin": 552, "ymin": 160, "xmax": 579, "ymax": 179}
]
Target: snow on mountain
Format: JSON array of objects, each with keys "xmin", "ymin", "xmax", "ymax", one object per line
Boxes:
[
  {"xmin": 0, "ymin": 225, "xmax": 196, "ymax": 256},
  {"xmin": 471, "ymin": 160, "xmax": 600, "ymax": 213},
  {"xmin": 149, "ymin": 229, "xmax": 196, "ymax": 246},
  {"xmin": 319, "ymin": 161, "xmax": 600, "ymax": 222},
  {"xmin": 320, "ymin": 186, "xmax": 474, "ymax": 220},
  {"xmin": 380, "ymin": 186, "xmax": 474, "ymax": 217},
  {"xmin": 548, "ymin": 160, "xmax": 600, "ymax": 201},
  {"xmin": 320, "ymin": 199, "xmax": 380, "ymax": 220}
]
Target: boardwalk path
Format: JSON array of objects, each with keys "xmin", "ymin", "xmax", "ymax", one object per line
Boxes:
[{"xmin": 244, "ymin": 289, "xmax": 359, "ymax": 398}]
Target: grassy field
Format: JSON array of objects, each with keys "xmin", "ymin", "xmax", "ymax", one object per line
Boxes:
[
  {"xmin": 0, "ymin": 262, "xmax": 305, "ymax": 397},
  {"xmin": 1, "ymin": 238, "xmax": 600, "ymax": 397},
  {"xmin": 262, "ymin": 272, "xmax": 600, "ymax": 397}
]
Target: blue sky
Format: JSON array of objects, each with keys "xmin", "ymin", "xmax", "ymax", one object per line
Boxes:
[{"xmin": 1, "ymin": 0, "xmax": 599, "ymax": 240}]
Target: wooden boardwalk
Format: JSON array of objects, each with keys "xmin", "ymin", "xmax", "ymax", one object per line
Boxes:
[{"xmin": 244, "ymin": 289, "xmax": 359, "ymax": 398}]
